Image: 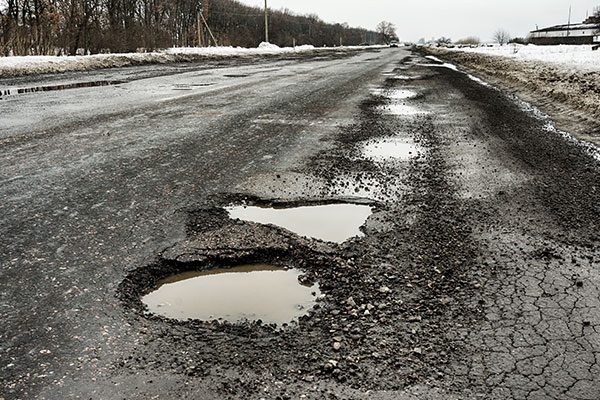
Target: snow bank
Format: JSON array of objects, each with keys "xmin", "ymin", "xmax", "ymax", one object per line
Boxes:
[
  {"xmin": 0, "ymin": 43, "xmax": 376, "ymax": 77},
  {"xmin": 258, "ymin": 42, "xmax": 280, "ymax": 50},
  {"xmin": 445, "ymin": 44, "xmax": 600, "ymax": 72}
]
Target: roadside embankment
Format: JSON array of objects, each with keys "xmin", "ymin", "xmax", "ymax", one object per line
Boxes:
[{"xmin": 421, "ymin": 46, "xmax": 600, "ymax": 143}]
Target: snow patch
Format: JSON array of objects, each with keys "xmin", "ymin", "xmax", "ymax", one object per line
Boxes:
[
  {"xmin": 445, "ymin": 44, "xmax": 600, "ymax": 72},
  {"xmin": 425, "ymin": 55, "xmax": 444, "ymax": 63},
  {"xmin": 258, "ymin": 42, "xmax": 280, "ymax": 50},
  {"xmin": 422, "ymin": 58, "xmax": 492, "ymax": 87}
]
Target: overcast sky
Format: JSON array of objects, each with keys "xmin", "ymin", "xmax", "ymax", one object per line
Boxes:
[{"xmin": 237, "ymin": 0, "xmax": 600, "ymax": 42}]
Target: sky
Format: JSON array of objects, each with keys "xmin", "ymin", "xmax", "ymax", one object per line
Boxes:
[{"xmin": 237, "ymin": 0, "xmax": 600, "ymax": 42}]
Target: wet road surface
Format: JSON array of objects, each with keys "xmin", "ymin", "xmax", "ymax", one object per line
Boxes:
[{"xmin": 1, "ymin": 48, "xmax": 600, "ymax": 400}]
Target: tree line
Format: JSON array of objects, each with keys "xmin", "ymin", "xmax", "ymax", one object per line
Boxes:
[{"xmin": 0, "ymin": 0, "xmax": 380, "ymax": 56}]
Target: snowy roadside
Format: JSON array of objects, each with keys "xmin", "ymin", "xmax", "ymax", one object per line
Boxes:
[
  {"xmin": 0, "ymin": 43, "xmax": 384, "ymax": 78},
  {"xmin": 422, "ymin": 45, "xmax": 600, "ymax": 139},
  {"xmin": 443, "ymin": 44, "xmax": 600, "ymax": 73}
]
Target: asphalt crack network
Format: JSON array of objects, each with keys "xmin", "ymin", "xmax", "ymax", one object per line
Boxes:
[{"xmin": 429, "ymin": 57, "xmax": 600, "ymax": 399}]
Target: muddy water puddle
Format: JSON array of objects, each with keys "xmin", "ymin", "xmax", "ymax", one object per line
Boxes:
[
  {"xmin": 362, "ymin": 137, "xmax": 421, "ymax": 162},
  {"xmin": 225, "ymin": 203, "xmax": 372, "ymax": 243},
  {"xmin": 142, "ymin": 264, "xmax": 319, "ymax": 325}
]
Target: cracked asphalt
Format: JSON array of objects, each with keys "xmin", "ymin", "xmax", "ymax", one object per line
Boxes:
[{"xmin": 1, "ymin": 47, "xmax": 599, "ymax": 400}]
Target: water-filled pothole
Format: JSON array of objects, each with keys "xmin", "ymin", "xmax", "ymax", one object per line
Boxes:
[
  {"xmin": 225, "ymin": 203, "xmax": 372, "ymax": 243},
  {"xmin": 362, "ymin": 137, "xmax": 421, "ymax": 161},
  {"xmin": 0, "ymin": 80, "xmax": 127, "ymax": 98},
  {"xmin": 371, "ymin": 88, "xmax": 418, "ymax": 100},
  {"xmin": 142, "ymin": 264, "xmax": 319, "ymax": 325}
]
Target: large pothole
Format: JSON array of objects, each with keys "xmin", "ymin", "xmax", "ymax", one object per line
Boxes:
[
  {"xmin": 119, "ymin": 246, "xmax": 331, "ymax": 330},
  {"xmin": 225, "ymin": 202, "xmax": 373, "ymax": 243},
  {"xmin": 142, "ymin": 263, "xmax": 320, "ymax": 325}
]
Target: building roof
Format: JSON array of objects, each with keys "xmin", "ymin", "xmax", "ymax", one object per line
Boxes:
[{"xmin": 531, "ymin": 23, "xmax": 600, "ymax": 33}]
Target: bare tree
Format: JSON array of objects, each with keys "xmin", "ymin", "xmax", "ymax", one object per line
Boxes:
[
  {"xmin": 376, "ymin": 21, "xmax": 397, "ymax": 44},
  {"xmin": 0, "ymin": 0, "xmax": 382, "ymax": 55},
  {"xmin": 494, "ymin": 29, "xmax": 511, "ymax": 46}
]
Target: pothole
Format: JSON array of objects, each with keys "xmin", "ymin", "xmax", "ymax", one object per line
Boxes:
[
  {"xmin": 0, "ymin": 80, "xmax": 126, "ymax": 98},
  {"xmin": 377, "ymin": 103, "xmax": 428, "ymax": 116},
  {"xmin": 142, "ymin": 264, "xmax": 319, "ymax": 326},
  {"xmin": 225, "ymin": 202, "xmax": 373, "ymax": 243},
  {"xmin": 371, "ymin": 88, "xmax": 418, "ymax": 100},
  {"xmin": 362, "ymin": 137, "xmax": 422, "ymax": 161}
]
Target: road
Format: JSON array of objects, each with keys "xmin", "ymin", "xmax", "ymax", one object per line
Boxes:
[{"xmin": 1, "ymin": 48, "xmax": 599, "ymax": 400}]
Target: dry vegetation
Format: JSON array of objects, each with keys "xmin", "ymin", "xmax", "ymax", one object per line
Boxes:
[{"xmin": 0, "ymin": 0, "xmax": 378, "ymax": 55}]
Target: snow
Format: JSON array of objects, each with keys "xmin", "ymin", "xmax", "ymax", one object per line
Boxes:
[
  {"xmin": 258, "ymin": 42, "xmax": 281, "ymax": 50},
  {"xmin": 445, "ymin": 44, "xmax": 600, "ymax": 72},
  {"xmin": 0, "ymin": 43, "xmax": 381, "ymax": 77},
  {"xmin": 422, "ymin": 55, "xmax": 491, "ymax": 86}
]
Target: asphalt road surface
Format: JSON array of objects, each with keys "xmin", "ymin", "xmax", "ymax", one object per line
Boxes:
[{"xmin": 1, "ymin": 48, "xmax": 600, "ymax": 400}]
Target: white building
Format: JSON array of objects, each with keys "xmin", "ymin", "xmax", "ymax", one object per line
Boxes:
[{"xmin": 529, "ymin": 19, "xmax": 600, "ymax": 45}]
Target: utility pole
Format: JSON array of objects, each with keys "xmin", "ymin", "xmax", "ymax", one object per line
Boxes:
[
  {"xmin": 199, "ymin": 10, "xmax": 218, "ymax": 47},
  {"xmin": 197, "ymin": 10, "xmax": 203, "ymax": 46},
  {"xmin": 567, "ymin": 5, "xmax": 572, "ymax": 36},
  {"xmin": 264, "ymin": 0, "xmax": 269, "ymax": 43}
]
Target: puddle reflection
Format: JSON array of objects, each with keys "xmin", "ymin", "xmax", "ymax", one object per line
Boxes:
[
  {"xmin": 225, "ymin": 203, "xmax": 372, "ymax": 243},
  {"xmin": 143, "ymin": 264, "xmax": 319, "ymax": 325}
]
